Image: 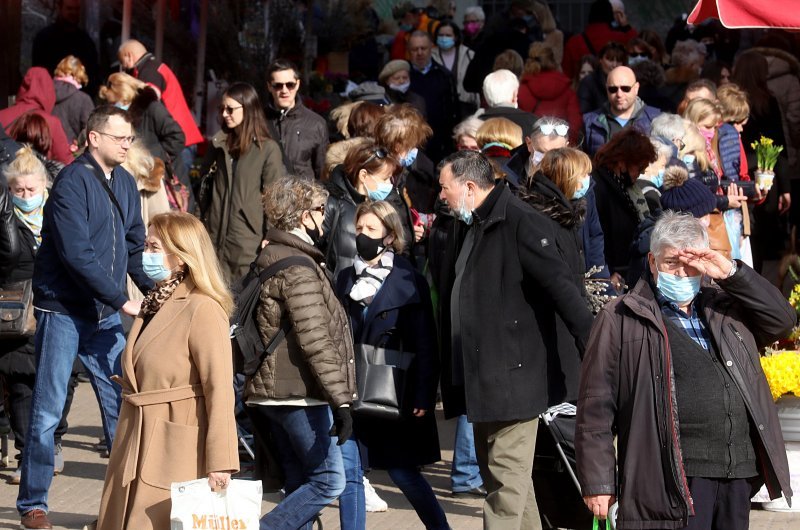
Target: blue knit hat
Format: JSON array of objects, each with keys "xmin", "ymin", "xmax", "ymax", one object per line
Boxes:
[{"xmin": 660, "ymin": 164, "xmax": 716, "ymax": 218}]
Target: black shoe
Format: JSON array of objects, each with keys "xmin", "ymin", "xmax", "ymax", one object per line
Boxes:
[{"xmin": 451, "ymin": 486, "xmax": 487, "ymax": 498}]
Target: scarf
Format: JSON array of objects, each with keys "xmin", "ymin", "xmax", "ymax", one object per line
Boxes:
[
  {"xmin": 14, "ymin": 190, "xmax": 48, "ymax": 247},
  {"xmin": 140, "ymin": 269, "xmax": 186, "ymax": 317},
  {"xmin": 54, "ymin": 75, "xmax": 82, "ymax": 90},
  {"xmin": 349, "ymin": 251, "xmax": 394, "ymax": 306}
]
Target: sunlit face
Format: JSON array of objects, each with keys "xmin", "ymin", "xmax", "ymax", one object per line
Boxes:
[
  {"xmin": 355, "ymin": 212, "xmax": 391, "ymax": 243},
  {"xmin": 648, "ymin": 246, "xmax": 702, "ymax": 281},
  {"xmin": 268, "ymin": 69, "xmax": 300, "ymax": 110},
  {"xmin": 408, "ymin": 36, "xmax": 432, "ymax": 69},
  {"xmin": 144, "ymin": 231, "xmax": 184, "ymax": 272},
  {"xmin": 643, "ymin": 154, "xmax": 667, "ymax": 176},
  {"xmin": 456, "ymin": 135, "xmax": 479, "ymax": 151},
  {"xmin": 531, "ymin": 134, "xmax": 568, "ymax": 153},
  {"xmin": 438, "ymin": 164, "xmax": 469, "ymax": 211},
  {"xmin": 357, "ymin": 161, "xmax": 395, "ymax": 196},
  {"xmin": 579, "ymin": 61, "xmax": 595, "ymax": 81},
  {"xmin": 301, "ymin": 202, "xmax": 326, "ymax": 236},
  {"xmin": 88, "ymin": 115, "xmax": 133, "ymax": 168},
  {"xmin": 10, "ymin": 173, "xmax": 46, "ymax": 200},
  {"xmin": 606, "ymin": 67, "xmax": 639, "ymax": 115},
  {"xmin": 387, "ymin": 70, "xmax": 410, "ymax": 86},
  {"xmin": 220, "ymin": 96, "xmax": 244, "ymax": 129},
  {"xmin": 600, "ymin": 54, "xmax": 622, "ymax": 75},
  {"xmin": 697, "ymin": 117, "xmax": 718, "ymax": 135}
]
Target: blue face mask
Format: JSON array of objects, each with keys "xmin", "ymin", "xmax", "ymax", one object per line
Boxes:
[
  {"xmin": 115, "ymin": 102, "xmax": 130, "ymax": 111},
  {"xmin": 12, "ymin": 193, "xmax": 44, "ymax": 213},
  {"xmin": 437, "ymin": 36, "xmax": 456, "ymax": 50},
  {"xmin": 142, "ymin": 252, "xmax": 173, "ymax": 282},
  {"xmin": 365, "ymin": 175, "xmax": 393, "ymax": 201},
  {"xmin": 682, "ymin": 154, "xmax": 696, "ymax": 166},
  {"xmin": 455, "ymin": 186, "xmax": 474, "ymax": 225},
  {"xmin": 389, "ymin": 82, "xmax": 410, "ymax": 94},
  {"xmin": 572, "ymin": 175, "xmax": 591, "ymax": 200},
  {"xmin": 652, "ymin": 168, "xmax": 666, "ymax": 188},
  {"xmin": 400, "ymin": 23, "xmax": 414, "ymax": 32},
  {"xmin": 656, "ymin": 270, "xmax": 702, "ymax": 305},
  {"xmin": 400, "ymin": 148, "xmax": 418, "ymax": 168}
]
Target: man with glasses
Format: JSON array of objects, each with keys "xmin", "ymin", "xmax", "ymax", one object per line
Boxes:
[
  {"xmin": 16, "ymin": 106, "xmax": 152, "ymax": 529},
  {"xmin": 582, "ymin": 66, "xmax": 661, "ymax": 156},
  {"xmin": 265, "ymin": 59, "xmax": 328, "ymax": 181}
]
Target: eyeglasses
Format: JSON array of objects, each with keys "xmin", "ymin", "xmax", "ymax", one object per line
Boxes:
[
  {"xmin": 539, "ymin": 123, "xmax": 569, "ymax": 137},
  {"xmin": 675, "ymin": 138, "xmax": 686, "ymax": 150},
  {"xmin": 96, "ymin": 132, "xmax": 135, "ymax": 145},
  {"xmin": 607, "ymin": 85, "xmax": 633, "ymax": 94},
  {"xmin": 271, "ymin": 81, "xmax": 298, "ymax": 91},
  {"xmin": 220, "ymin": 104, "xmax": 242, "ymax": 115}
]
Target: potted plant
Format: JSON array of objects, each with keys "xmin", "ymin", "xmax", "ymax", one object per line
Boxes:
[{"xmin": 751, "ymin": 135, "xmax": 784, "ymax": 193}]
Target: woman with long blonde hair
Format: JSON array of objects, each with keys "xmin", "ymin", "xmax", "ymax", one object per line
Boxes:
[{"xmin": 97, "ymin": 211, "xmax": 238, "ymax": 530}]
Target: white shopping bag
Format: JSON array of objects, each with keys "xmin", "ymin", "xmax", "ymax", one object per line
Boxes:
[{"xmin": 170, "ymin": 478, "xmax": 262, "ymax": 529}]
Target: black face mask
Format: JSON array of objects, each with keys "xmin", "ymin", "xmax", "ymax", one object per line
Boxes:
[
  {"xmin": 356, "ymin": 233, "xmax": 386, "ymax": 261},
  {"xmin": 305, "ymin": 215, "xmax": 322, "ymax": 247}
]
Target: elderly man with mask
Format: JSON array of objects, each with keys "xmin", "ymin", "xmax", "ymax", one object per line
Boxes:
[
  {"xmin": 583, "ymin": 65, "xmax": 661, "ymax": 156},
  {"xmin": 576, "ymin": 211, "xmax": 794, "ymax": 530}
]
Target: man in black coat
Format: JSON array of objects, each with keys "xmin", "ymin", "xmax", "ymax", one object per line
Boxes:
[
  {"xmin": 479, "ymin": 69, "xmax": 538, "ymax": 136},
  {"xmin": 437, "ymin": 150, "xmax": 594, "ymax": 529}
]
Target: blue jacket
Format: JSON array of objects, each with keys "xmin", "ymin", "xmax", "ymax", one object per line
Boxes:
[
  {"xmin": 580, "ymin": 185, "xmax": 610, "ymax": 279},
  {"xmin": 33, "ymin": 151, "xmax": 153, "ymax": 320},
  {"xmin": 718, "ymin": 123, "xmax": 742, "ymax": 180},
  {"xmin": 582, "ymin": 98, "xmax": 661, "ymax": 156}
]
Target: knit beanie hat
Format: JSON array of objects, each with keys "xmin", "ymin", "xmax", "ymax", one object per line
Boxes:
[
  {"xmin": 660, "ymin": 163, "xmax": 716, "ymax": 218},
  {"xmin": 379, "ymin": 60, "xmax": 410, "ymax": 84}
]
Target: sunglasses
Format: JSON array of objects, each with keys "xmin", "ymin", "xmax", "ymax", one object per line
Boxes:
[
  {"xmin": 363, "ymin": 148, "xmax": 389, "ymax": 167},
  {"xmin": 607, "ymin": 85, "xmax": 633, "ymax": 94},
  {"xmin": 629, "ymin": 52, "xmax": 650, "ymax": 59},
  {"xmin": 310, "ymin": 204, "xmax": 325, "ymax": 214},
  {"xmin": 271, "ymin": 81, "xmax": 298, "ymax": 91},
  {"xmin": 539, "ymin": 123, "xmax": 569, "ymax": 137},
  {"xmin": 219, "ymin": 104, "xmax": 242, "ymax": 115}
]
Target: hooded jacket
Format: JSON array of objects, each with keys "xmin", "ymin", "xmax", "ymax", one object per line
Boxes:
[
  {"xmin": 518, "ymin": 70, "xmax": 583, "ymax": 142},
  {"xmin": 52, "ymin": 79, "xmax": 94, "ymax": 144},
  {"xmin": 576, "ymin": 266, "xmax": 795, "ymax": 529},
  {"xmin": 0, "ymin": 67, "xmax": 72, "ymax": 165}
]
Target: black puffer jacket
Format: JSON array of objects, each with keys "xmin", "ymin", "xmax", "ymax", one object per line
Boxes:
[
  {"xmin": 321, "ymin": 165, "xmax": 414, "ymax": 278},
  {"xmin": 577, "ymin": 266, "xmax": 795, "ymax": 529}
]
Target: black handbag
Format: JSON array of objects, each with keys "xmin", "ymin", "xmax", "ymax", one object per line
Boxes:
[
  {"xmin": 351, "ymin": 344, "xmax": 415, "ymax": 421},
  {"xmin": 0, "ymin": 280, "xmax": 35, "ymax": 337},
  {"xmin": 196, "ymin": 159, "xmax": 218, "ymax": 217}
]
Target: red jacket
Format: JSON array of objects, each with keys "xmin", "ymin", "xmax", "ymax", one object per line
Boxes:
[
  {"xmin": 562, "ymin": 22, "xmax": 637, "ymax": 79},
  {"xmin": 518, "ymin": 71, "xmax": 582, "ymax": 143},
  {"xmin": 156, "ymin": 63, "xmax": 203, "ymax": 146},
  {"xmin": 0, "ymin": 67, "xmax": 72, "ymax": 164}
]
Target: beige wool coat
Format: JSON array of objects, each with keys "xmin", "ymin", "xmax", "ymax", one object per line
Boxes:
[{"xmin": 97, "ymin": 279, "xmax": 239, "ymax": 530}]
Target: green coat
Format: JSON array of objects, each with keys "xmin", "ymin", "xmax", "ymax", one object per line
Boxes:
[{"xmin": 204, "ymin": 130, "xmax": 285, "ymax": 281}]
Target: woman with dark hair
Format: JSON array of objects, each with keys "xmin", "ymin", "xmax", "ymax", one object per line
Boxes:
[
  {"xmin": 731, "ymin": 51, "xmax": 787, "ymax": 150},
  {"xmin": 573, "ymin": 55, "xmax": 601, "ymax": 90},
  {"xmin": 701, "ymin": 60, "xmax": 732, "ymax": 88},
  {"xmin": 432, "ymin": 19, "xmax": 479, "ymax": 117},
  {"xmin": 639, "ymin": 29, "xmax": 669, "ymax": 68},
  {"xmin": 7, "ymin": 112, "xmax": 64, "ymax": 180},
  {"xmin": 592, "ymin": 128, "xmax": 657, "ymax": 287},
  {"xmin": 201, "ymin": 82, "xmax": 285, "ymax": 281},
  {"xmin": 322, "ymin": 138, "xmax": 413, "ymax": 277},
  {"xmin": 577, "ymin": 42, "xmax": 628, "ymax": 114}
]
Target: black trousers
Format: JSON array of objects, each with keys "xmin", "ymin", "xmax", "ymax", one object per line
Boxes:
[{"xmin": 682, "ymin": 476, "xmax": 751, "ymax": 530}]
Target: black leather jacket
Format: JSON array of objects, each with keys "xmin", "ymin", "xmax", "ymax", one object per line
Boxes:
[{"xmin": 0, "ymin": 130, "xmax": 21, "ymax": 277}]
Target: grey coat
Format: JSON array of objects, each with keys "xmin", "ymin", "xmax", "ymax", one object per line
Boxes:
[{"xmin": 52, "ymin": 80, "xmax": 94, "ymax": 144}]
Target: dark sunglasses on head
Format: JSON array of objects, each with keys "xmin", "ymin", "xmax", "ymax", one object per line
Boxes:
[
  {"xmin": 363, "ymin": 148, "xmax": 389, "ymax": 167},
  {"xmin": 271, "ymin": 81, "xmax": 297, "ymax": 91},
  {"xmin": 607, "ymin": 85, "xmax": 633, "ymax": 94}
]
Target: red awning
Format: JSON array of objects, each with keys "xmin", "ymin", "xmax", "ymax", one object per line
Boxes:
[{"xmin": 688, "ymin": 0, "xmax": 800, "ymax": 29}]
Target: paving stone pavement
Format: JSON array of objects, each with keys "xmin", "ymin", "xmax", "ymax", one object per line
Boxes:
[{"xmin": 1, "ymin": 383, "xmax": 798, "ymax": 529}]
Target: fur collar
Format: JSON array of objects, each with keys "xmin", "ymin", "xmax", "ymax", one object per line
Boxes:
[
  {"xmin": 520, "ymin": 175, "xmax": 585, "ymax": 229},
  {"xmin": 128, "ymin": 86, "xmax": 160, "ymax": 126},
  {"xmin": 138, "ymin": 157, "xmax": 165, "ymax": 193}
]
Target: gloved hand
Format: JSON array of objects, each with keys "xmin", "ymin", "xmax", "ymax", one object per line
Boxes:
[{"xmin": 329, "ymin": 406, "xmax": 353, "ymax": 445}]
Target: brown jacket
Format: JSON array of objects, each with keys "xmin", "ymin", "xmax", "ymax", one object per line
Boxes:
[
  {"xmin": 97, "ymin": 279, "xmax": 239, "ymax": 530},
  {"xmin": 244, "ymin": 228, "xmax": 356, "ymax": 408},
  {"xmin": 204, "ymin": 130, "xmax": 285, "ymax": 282},
  {"xmin": 576, "ymin": 263, "xmax": 794, "ymax": 529}
]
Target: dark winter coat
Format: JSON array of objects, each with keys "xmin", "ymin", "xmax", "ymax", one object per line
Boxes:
[
  {"xmin": 321, "ymin": 165, "xmax": 414, "ymax": 278},
  {"xmin": 397, "ymin": 150, "xmax": 439, "ymax": 214},
  {"xmin": 520, "ymin": 173, "xmax": 588, "ymax": 404},
  {"xmin": 518, "ymin": 71, "xmax": 582, "ymax": 142},
  {"xmin": 576, "ymin": 267, "xmax": 795, "ymax": 529},
  {"xmin": 52, "ymin": 80, "xmax": 94, "ymax": 144},
  {"xmin": 244, "ymin": 228, "xmax": 356, "ymax": 409},
  {"xmin": 336, "ymin": 255, "xmax": 441, "ymax": 468},
  {"xmin": 582, "ymin": 99, "xmax": 661, "ymax": 156},
  {"xmin": 128, "ymin": 86, "xmax": 185, "ymax": 162},
  {"xmin": 581, "ymin": 186, "xmax": 610, "ymax": 279},
  {"xmin": 439, "ymin": 183, "xmax": 593, "ymax": 422},
  {"xmin": 479, "ymin": 105, "xmax": 538, "ymax": 138},
  {"xmin": 266, "ymin": 98, "xmax": 328, "ymax": 181},
  {"xmin": 384, "ymin": 87, "xmax": 427, "ymax": 119},
  {"xmin": 409, "ymin": 62, "xmax": 459, "ymax": 162},
  {"xmin": 0, "ymin": 131, "xmax": 21, "ymax": 277},
  {"xmin": 578, "ymin": 70, "xmax": 608, "ymax": 115}
]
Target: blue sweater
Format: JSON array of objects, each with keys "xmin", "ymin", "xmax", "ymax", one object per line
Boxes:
[{"xmin": 33, "ymin": 152, "xmax": 153, "ymax": 321}]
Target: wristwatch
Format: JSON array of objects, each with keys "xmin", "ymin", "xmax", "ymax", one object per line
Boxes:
[{"xmin": 727, "ymin": 259, "xmax": 738, "ymax": 278}]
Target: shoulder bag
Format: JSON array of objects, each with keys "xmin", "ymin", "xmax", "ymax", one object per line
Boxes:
[
  {"xmin": 351, "ymin": 343, "xmax": 415, "ymax": 421},
  {"xmin": 0, "ymin": 280, "xmax": 35, "ymax": 337}
]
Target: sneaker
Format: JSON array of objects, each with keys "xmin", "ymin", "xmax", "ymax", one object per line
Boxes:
[
  {"xmin": 53, "ymin": 444, "xmax": 64, "ymax": 475},
  {"xmin": 20, "ymin": 509, "xmax": 52, "ymax": 529},
  {"xmin": 9, "ymin": 466, "xmax": 21, "ymax": 485},
  {"xmin": 363, "ymin": 476, "xmax": 388, "ymax": 512}
]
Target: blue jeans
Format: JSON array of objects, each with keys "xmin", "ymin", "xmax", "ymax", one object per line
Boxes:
[
  {"xmin": 451, "ymin": 414, "xmax": 483, "ymax": 492},
  {"xmin": 255, "ymin": 405, "xmax": 345, "ymax": 530},
  {"xmin": 339, "ymin": 438, "xmax": 366, "ymax": 530},
  {"xmin": 17, "ymin": 310, "xmax": 124, "ymax": 515},
  {"xmin": 388, "ymin": 466, "xmax": 450, "ymax": 529}
]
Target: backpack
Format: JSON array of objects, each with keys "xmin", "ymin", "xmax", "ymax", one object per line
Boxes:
[{"xmin": 231, "ymin": 255, "xmax": 317, "ymax": 376}]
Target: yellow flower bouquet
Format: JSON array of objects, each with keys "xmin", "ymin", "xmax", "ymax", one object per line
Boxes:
[{"xmin": 761, "ymin": 350, "xmax": 800, "ymax": 401}]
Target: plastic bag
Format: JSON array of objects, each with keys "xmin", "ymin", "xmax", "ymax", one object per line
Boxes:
[{"xmin": 170, "ymin": 478, "xmax": 262, "ymax": 529}]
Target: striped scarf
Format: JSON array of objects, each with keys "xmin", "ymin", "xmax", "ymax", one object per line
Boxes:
[{"xmin": 349, "ymin": 251, "xmax": 395, "ymax": 306}]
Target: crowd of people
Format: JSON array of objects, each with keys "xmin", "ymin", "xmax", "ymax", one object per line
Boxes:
[{"xmin": 1, "ymin": 0, "xmax": 800, "ymax": 529}]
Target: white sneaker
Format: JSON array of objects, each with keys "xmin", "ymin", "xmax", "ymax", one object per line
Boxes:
[{"xmin": 363, "ymin": 476, "xmax": 388, "ymax": 512}]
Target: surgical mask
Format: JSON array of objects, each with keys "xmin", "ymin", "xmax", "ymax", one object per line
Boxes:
[
  {"xmin": 652, "ymin": 168, "xmax": 665, "ymax": 188},
  {"xmin": 529, "ymin": 150, "xmax": 544, "ymax": 168},
  {"xmin": 699, "ymin": 128, "xmax": 715, "ymax": 143},
  {"xmin": 682, "ymin": 154, "xmax": 696, "ymax": 166},
  {"xmin": 142, "ymin": 252, "xmax": 173, "ymax": 282},
  {"xmin": 455, "ymin": 186, "xmax": 474, "ymax": 225},
  {"xmin": 628, "ymin": 55, "xmax": 647, "ymax": 66},
  {"xmin": 365, "ymin": 175, "xmax": 393, "ymax": 201},
  {"xmin": 400, "ymin": 23, "xmax": 414, "ymax": 32},
  {"xmin": 572, "ymin": 175, "xmax": 591, "ymax": 200},
  {"xmin": 437, "ymin": 36, "xmax": 456, "ymax": 50},
  {"xmin": 464, "ymin": 22, "xmax": 481, "ymax": 35},
  {"xmin": 389, "ymin": 82, "xmax": 410, "ymax": 94},
  {"xmin": 356, "ymin": 233, "xmax": 386, "ymax": 261},
  {"xmin": 656, "ymin": 270, "xmax": 702, "ymax": 305},
  {"xmin": 12, "ymin": 193, "xmax": 44, "ymax": 212},
  {"xmin": 115, "ymin": 102, "xmax": 130, "ymax": 111},
  {"xmin": 400, "ymin": 147, "xmax": 418, "ymax": 168}
]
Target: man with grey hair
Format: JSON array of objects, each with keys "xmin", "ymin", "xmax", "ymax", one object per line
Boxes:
[
  {"xmin": 479, "ymin": 69, "xmax": 538, "ymax": 135},
  {"xmin": 437, "ymin": 149, "xmax": 593, "ymax": 528},
  {"xmin": 576, "ymin": 211, "xmax": 795, "ymax": 529}
]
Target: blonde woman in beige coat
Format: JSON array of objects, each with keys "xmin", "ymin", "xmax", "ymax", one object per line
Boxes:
[{"xmin": 97, "ymin": 212, "xmax": 239, "ymax": 530}]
